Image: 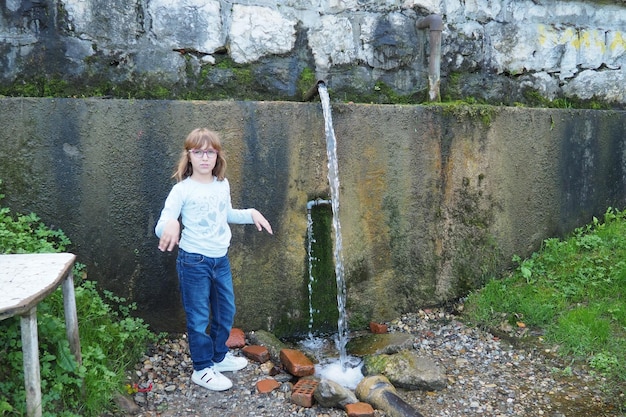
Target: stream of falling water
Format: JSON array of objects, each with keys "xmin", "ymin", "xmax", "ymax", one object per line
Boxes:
[
  {"xmin": 299, "ymin": 82, "xmax": 363, "ymax": 388},
  {"xmin": 306, "ymin": 208, "xmax": 318, "ymax": 339},
  {"xmin": 318, "ymin": 82, "xmax": 349, "ymax": 368}
]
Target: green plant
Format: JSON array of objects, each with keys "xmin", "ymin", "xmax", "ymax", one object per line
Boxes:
[
  {"xmin": 0, "ymin": 185, "xmax": 156, "ymax": 416},
  {"xmin": 464, "ymin": 207, "xmax": 626, "ymax": 406},
  {"xmin": 297, "ymin": 67, "xmax": 316, "ymax": 98}
]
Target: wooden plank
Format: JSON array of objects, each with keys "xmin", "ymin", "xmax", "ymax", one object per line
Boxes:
[
  {"xmin": 62, "ymin": 273, "xmax": 82, "ymax": 364},
  {"xmin": 0, "ymin": 253, "xmax": 76, "ymax": 320},
  {"xmin": 21, "ymin": 307, "xmax": 42, "ymax": 417},
  {"xmin": 0, "ymin": 253, "xmax": 80, "ymax": 416}
]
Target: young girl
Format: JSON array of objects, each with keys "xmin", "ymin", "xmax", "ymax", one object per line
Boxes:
[{"xmin": 155, "ymin": 128, "xmax": 273, "ymax": 391}]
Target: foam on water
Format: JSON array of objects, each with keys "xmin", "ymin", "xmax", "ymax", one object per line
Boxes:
[
  {"xmin": 315, "ymin": 357, "xmax": 364, "ymax": 390},
  {"xmin": 300, "ymin": 335, "xmax": 326, "ymax": 351}
]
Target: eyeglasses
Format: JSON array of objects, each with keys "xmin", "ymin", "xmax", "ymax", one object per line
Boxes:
[{"xmin": 189, "ymin": 149, "xmax": 218, "ymax": 158}]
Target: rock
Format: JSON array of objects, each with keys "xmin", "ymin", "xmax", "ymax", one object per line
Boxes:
[
  {"xmin": 113, "ymin": 392, "xmax": 140, "ymax": 415},
  {"xmin": 346, "ymin": 333, "xmax": 414, "ymax": 356},
  {"xmin": 229, "ymin": 5, "xmax": 297, "ymax": 63},
  {"xmin": 355, "ymin": 375, "xmax": 425, "ymax": 417},
  {"xmin": 259, "ymin": 360, "xmax": 277, "ymax": 375},
  {"xmin": 313, "ymin": 379, "xmax": 358, "ymax": 409},
  {"xmin": 362, "ymin": 350, "xmax": 446, "ymax": 391}
]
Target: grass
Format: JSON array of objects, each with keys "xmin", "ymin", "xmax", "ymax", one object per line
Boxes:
[
  {"xmin": 0, "ymin": 183, "xmax": 158, "ymax": 416},
  {"xmin": 463, "ymin": 207, "xmax": 626, "ymax": 409}
]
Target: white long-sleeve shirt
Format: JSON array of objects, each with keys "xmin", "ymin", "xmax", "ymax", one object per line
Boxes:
[{"xmin": 155, "ymin": 177, "xmax": 254, "ymax": 257}]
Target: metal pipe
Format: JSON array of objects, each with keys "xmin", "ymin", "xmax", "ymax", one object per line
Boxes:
[
  {"xmin": 307, "ymin": 198, "xmax": 332, "ymax": 210},
  {"xmin": 303, "ymin": 80, "xmax": 326, "ymax": 101},
  {"xmin": 416, "ymin": 14, "xmax": 442, "ymax": 102}
]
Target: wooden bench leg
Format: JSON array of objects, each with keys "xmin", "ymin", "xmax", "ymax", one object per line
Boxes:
[
  {"xmin": 21, "ymin": 307, "xmax": 42, "ymax": 417},
  {"xmin": 62, "ymin": 272, "xmax": 82, "ymax": 364}
]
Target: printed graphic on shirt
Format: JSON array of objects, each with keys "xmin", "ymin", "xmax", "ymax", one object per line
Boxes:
[{"xmin": 186, "ymin": 192, "xmax": 228, "ymax": 238}]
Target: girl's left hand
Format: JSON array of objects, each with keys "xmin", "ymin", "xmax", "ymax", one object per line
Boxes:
[{"xmin": 251, "ymin": 209, "xmax": 273, "ymax": 234}]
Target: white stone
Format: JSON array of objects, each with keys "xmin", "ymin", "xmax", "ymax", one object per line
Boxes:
[
  {"xmin": 6, "ymin": 0, "xmax": 21, "ymax": 12},
  {"xmin": 309, "ymin": 15, "xmax": 356, "ymax": 70},
  {"xmin": 62, "ymin": 0, "xmax": 93, "ymax": 31},
  {"xmin": 577, "ymin": 28, "xmax": 609, "ymax": 70},
  {"xmin": 229, "ymin": 5, "xmax": 297, "ymax": 63},
  {"xmin": 528, "ymin": 72, "xmax": 559, "ymax": 100},
  {"xmin": 402, "ymin": 0, "xmax": 441, "ymax": 13},
  {"xmin": 563, "ymin": 69, "xmax": 626, "ymax": 103},
  {"xmin": 200, "ymin": 55, "xmax": 216, "ymax": 65},
  {"xmin": 63, "ymin": 0, "xmax": 140, "ymax": 46},
  {"xmin": 149, "ymin": 0, "xmax": 223, "ymax": 53},
  {"xmin": 464, "ymin": 0, "xmax": 501, "ymax": 23},
  {"xmin": 605, "ymin": 31, "xmax": 626, "ymax": 68}
]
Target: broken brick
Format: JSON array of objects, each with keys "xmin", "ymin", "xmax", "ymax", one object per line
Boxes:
[
  {"xmin": 280, "ymin": 349, "xmax": 315, "ymax": 377},
  {"xmin": 226, "ymin": 328, "xmax": 246, "ymax": 348},
  {"xmin": 242, "ymin": 345, "xmax": 270, "ymax": 363},
  {"xmin": 256, "ymin": 378, "xmax": 281, "ymax": 394},
  {"xmin": 291, "ymin": 378, "xmax": 319, "ymax": 408}
]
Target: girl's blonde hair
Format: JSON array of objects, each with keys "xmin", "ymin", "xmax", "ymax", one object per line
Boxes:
[{"xmin": 173, "ymin": 128, "xmax": 227, "ymax": 182}]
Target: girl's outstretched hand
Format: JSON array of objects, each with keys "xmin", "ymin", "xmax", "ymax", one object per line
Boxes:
[
  {"xmin": 158, "ymin": 219, "xmax": 181, "ymax": 251},
  {"xmin": 251, "ymin": 209, "xmax": 273, "ymax": 234}
]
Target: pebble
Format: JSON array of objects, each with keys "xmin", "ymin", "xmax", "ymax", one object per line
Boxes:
[{"xmin": 122, "ymin": 308, "xmax": 619, "ymax": 417}]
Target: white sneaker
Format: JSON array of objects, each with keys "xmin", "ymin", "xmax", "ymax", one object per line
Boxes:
[
  {"xmin": 191, "ymin": 367, "xmax": 232, "ymax": 391},
  {"xmin": 212, "ymin": 352, "xmax": 248, "ymax": 372}
]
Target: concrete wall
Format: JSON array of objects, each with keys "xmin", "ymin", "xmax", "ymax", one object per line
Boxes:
[{"xmin": 0, "ymin": 98, "xmax": 624, "ymax": 336}]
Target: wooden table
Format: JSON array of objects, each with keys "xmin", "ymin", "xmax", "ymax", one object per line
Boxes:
[{"xmin": 0, "ymin": 253, "xmax": 82, "ymax": 417}]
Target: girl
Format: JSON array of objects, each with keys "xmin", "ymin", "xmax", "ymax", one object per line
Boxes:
[{"xmin": 155, "ymin": 128, "xmax": 273, "ymax": 391}]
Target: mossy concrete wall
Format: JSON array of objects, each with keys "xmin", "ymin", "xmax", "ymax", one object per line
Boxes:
[{"xmin": 0, "ymin": 98, "xmax": 624, "ymax": 336}]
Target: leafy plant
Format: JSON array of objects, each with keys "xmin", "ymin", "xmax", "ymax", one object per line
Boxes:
[
  {"xmin": 0, "ymin": 185, "xmax": 156, "ymax": 416},
  {"xmin": 464, "ymin": 207, "xmax": 626, "ymax": 408}
]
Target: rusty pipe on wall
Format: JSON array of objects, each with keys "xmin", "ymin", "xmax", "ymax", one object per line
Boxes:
[
  {"xmin": 303, "ymin": 80, "xmax": 326, "ymax": 101},
  {"xmin": 416, "ymin": 14, "xmax": 442, "ymax": 102}
]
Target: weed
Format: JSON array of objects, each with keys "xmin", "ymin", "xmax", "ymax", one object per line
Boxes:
[
  {"xmin": 0, "ymin": 183, "xmax": 156, "ymax": 416},
  {"xmin": 464, "ymin": 207, "xmax": 626, "ymax": 407}
]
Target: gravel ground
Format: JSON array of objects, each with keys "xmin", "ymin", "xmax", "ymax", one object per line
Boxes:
[{"xmin": 124, "ymin": 308, "xmax": 623, "ymax": 417}]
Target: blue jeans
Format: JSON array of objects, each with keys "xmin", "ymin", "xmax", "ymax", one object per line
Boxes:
[{"xmin": 176, "ymin": 249, "xmax": 235, "ymax": 371}]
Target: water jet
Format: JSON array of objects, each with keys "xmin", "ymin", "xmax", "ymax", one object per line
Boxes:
[{"xmin": 302, "ymin": 81, "xmax": 364, "ymax": 388}]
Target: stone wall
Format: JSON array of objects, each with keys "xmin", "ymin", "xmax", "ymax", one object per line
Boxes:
[
  {"xmin": 0, "ymin": 97, "xmax": 624, "ymax": 336},
  {"xmin": 0, "ymin": 0, "xmax": 624, "ymax": 106}
]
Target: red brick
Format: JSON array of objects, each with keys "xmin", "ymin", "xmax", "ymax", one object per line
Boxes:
[
  {"xmin": 256, "ymin": 378, "xmax": 281, "ymax": 394},
  {"xmin": 242, "ymin": 345, "xmax": 270, "ymax": 363},
  {"xmin": 279, "ymin": 349, "xmax": 315, "ymax": 377},
  {"xmin": 226, "ymin": 328, "xmax": 246, "ymax": 348},
  {"xmin": 346, "ymin": 402, "xmax": 375, "ymax": 417},
  {"xmin": 291, "ymin": 378, "xmax": 319, "ymax": 408},
  {"xmin": 369, "ymin": 322, "xmax": 388, "ymax": 334}
]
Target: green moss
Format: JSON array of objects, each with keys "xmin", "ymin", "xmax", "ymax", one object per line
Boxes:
[
  {"xmin": 297, "ymin": 67, "xmax": 316, "ymax": 98},
  {"xmin": 437, "ymin": 102, "xmax": 495, "ymax": 127},
  {"xmin": 308, "ymin": 204, "xmax": 339, "ymax": 334},
  {"xmin": 347, "ymin": 310, "xmax": 369, "ymax": 330},
  {"xmin": 0, "ymin": 65, "xmax": 619, "ymax": 110},
  {"xmin": 523, "ymin": 88, "xmax": 612, "ymax": 110},
  {"xmin": 340, "ymin": 81, "xmax": 423, "ymax": 104}
]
